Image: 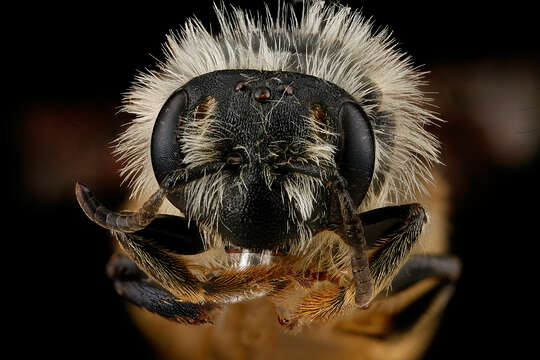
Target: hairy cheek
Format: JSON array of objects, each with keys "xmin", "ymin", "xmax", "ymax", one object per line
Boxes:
[
  {"xmin": 281, "ymin": 176, "xmax": 323, "ymax": 222},
  {"xmin": 182, "ymin": 174, "xmax": 230, "ymax": 223}
]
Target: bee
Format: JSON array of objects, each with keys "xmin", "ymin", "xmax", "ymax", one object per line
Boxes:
[{"xmin": 76, "ymin": 1, "xmax": 460, "ymax": 358}]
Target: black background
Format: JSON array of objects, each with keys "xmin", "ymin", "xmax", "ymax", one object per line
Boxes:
[{"xmin": 6, "ymin": 1, "xmax": 538, "ymax": 358}]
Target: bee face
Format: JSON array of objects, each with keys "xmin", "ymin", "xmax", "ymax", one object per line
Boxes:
[{"xmin": 150, "ymin": 70, "xmax": 375, "ymax": 250}]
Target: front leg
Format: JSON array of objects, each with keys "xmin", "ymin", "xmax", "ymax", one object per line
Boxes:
[
  {"xmin": 386, "ymin": 254, "xmax": 461, "ymax": 296},
  {"xmin": 283, "ymin": 164, "xmax": 374, "ymax": 308},
  {"xmin": 362, "ymin": 204, "xmax": 428, "ymax": 293},
  {"xmin": 76, "ymin": 183, "xmax": 208, "ymax": 301},
  {"xmin": 113, "ymin": 228, "xmax": 206, "ymax": 302},
  {"xmin": 107, "ymin": 253, "xmax": 215, "ymax": 324},
  {"xmin": 77, "ymin": 185, "xmax": 293, "ymax": 305},
  {"xmin": 125, "ymin": 214, "xmax": 206, "ymax": 256},
  {"xmin": 287, "ymin": 204, "xmax": 443, "ymax": 326}
]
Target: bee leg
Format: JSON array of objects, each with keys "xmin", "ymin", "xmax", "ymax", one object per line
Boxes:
[
  {"xmin": 363, "ymin": 204, "xmax": 428, "ymax": 293},
  {"xmin": 366, "ymin": 254, "xmax": 461, "ymax": 336},
  {"xmin": 107, "ymin": 253, "xmax": 214, "ymax": 324},
  {"xmin": 385, "ymin": 254, "xmax": 461, "ymax": 296},
  {"xmin": 289, "ymin": 255, "xmax": 460, "ymax": 331},
  {"xmin": 280, "ymin": 164, "xmax": 373, "ymax": 307},
  {"xmin": 112, "ymin": 230, "xmax": 205, "ymax": 303},
  {"xmin": 200, "ymin": 267, "xmax": 292, "ymax": 303},
  {"xmin": 127, "ymin": 214, "xmax": 206, "ymax": 255},
  {"xmin": 287, "ymin": 204, "xmax": 433, "ymax": 325},
  {"xmin": 113, "ymin": 228, "xmax": 290, "ymax": 305}
]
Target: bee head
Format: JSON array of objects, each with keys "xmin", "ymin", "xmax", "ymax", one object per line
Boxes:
[
  {"xmin": 150, "ymin": 70, "xmax": 375, "ymax": 249},
  {"xmin": 115, "ymin": 3, "xmax": 440, "ymax": 252}
]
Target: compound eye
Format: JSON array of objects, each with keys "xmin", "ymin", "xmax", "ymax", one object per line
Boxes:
[
  {"xmin": 338, "ymin": 101, "xmax": 376, "ymax": 205},
  {"xmin": 151, "ymin": 89, "xmax": 188, "ymax": 185}
]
